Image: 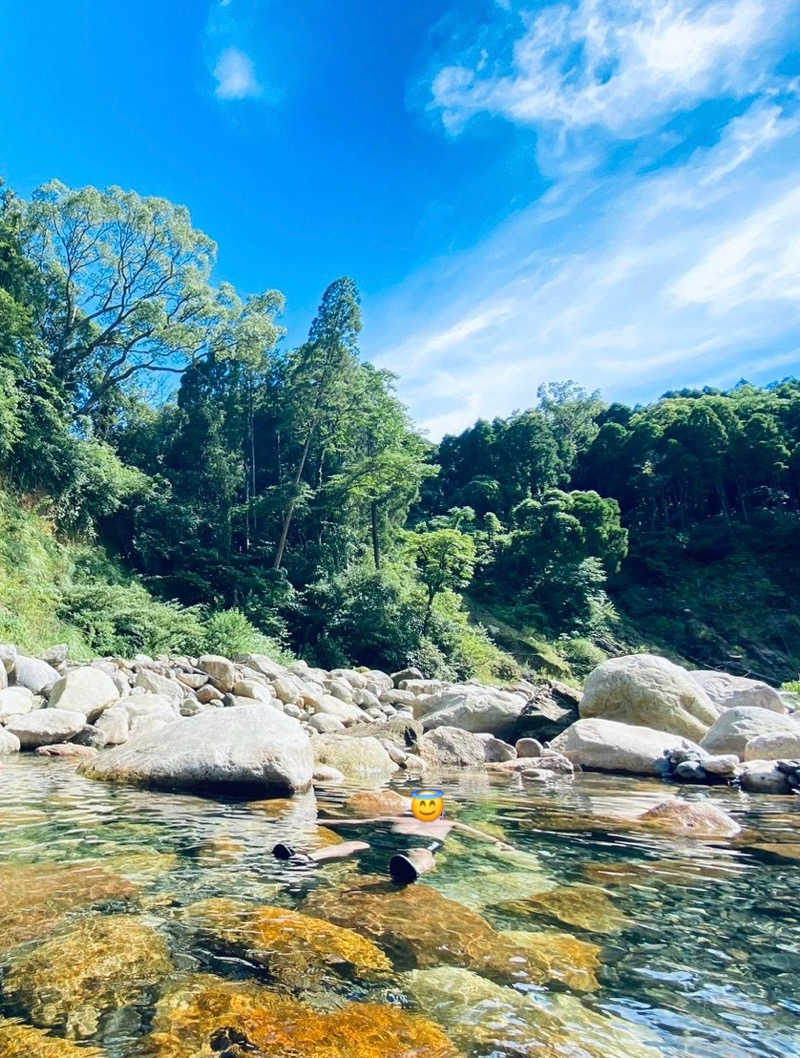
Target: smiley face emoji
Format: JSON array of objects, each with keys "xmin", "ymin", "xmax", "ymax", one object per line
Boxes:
[{"xmin": 410, "ymin": 788, "xmax": 444, "ymax": 823}]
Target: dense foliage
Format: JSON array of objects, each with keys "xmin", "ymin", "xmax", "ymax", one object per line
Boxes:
[{"xmin": 1, "ymin": 178, "xmax": 799, "ymax": 681}]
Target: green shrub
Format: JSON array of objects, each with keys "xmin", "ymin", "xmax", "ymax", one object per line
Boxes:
[
  {"xmin": 559, "ymin": 636, "xmax": 608, "ymax": 678},
  {"xmin": 202, "ymin": 608, "xmax": 291, "ymax": 662}
]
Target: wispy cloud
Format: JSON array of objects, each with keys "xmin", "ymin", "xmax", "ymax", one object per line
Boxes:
[
  {"xmin": 371, "ymin": 94, "xmax": 800, "ymax": 437},
  {"xmin": 429, "ymin": 0, "xmax": 794, "ymax": 144},
  {"xmin": 213, "ymin": 46, "xmax": 261, "ymax": 100}
]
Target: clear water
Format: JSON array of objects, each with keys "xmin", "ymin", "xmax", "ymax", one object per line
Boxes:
[{"xmin": 1, "ymin": 755, "xmax": 798, "ymax": 1057}]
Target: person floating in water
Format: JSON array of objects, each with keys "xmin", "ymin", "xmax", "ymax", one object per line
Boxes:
[{"xmin": 272, "ymin": 789, "xmax": 514, "ymax": 883}]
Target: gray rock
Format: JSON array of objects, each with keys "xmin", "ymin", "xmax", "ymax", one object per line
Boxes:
[
  {"xmin": 515, "ymin": 737, "xmax": 543, "ymax": 758},
  {"xmin": 235, "ymin": 653, "xmax": 285, "ymax": 680},
  {"xmin": 422, "ymin": 726, "xmax": 487, "ymax": 767},
  {"xmin": 326, "ymin": 677, "xmax": 355, "ymax": 704},
  {"xmin": 0, "ymin": 686, "xmax": 36, "ymax": 720},
  {"xmin": 197, "ymin": 683, "xmax": 225, "ymax": 704},
  {"xmin": 690, "ymin": 670, "xmax": 786, "ymax": 714},
  {"xmin": 197, "ymin": 654, "xmax": 236, "ymax": 693},
  {"xmin": 391, "ymin": 666, "xmax": 423, "ymax": 687},
  {"xmin": 11, "ymin": 655, "xmax": 60, "ymax": 695},
  {"xmin": 134, "ymin": 669, "xmax": 183, "ymax": 705},
  {"xmin": 312, "ymin": 733, "xmax": 398, "ymax": 781},
  {"xmin": 313, "ymin": 694, "xmax": 369, "ymax": 725},
  {"xmin": 0, "ymin": 643, "xmax": 17, "ymax": 674},
  {"xmin": 738, "ymin": 759, "xmax": 792, "ymax": 794},
  {"xmin": 551, "ymin": 718, "xmax": 706, "ymax": 776},
  {"xmin": 744, "ymin": 731, "xmax": 800, "ymax": 761},
  {"xmin": 80, "ymin": 703, "xmax": 313, "ymax": 795},
  {"xmin": 232, "ymin": 679, "xmax": 273, "ymax": 702},
  {"xmin": 520, "ymin": 751, "xmax": 575, "ymax": 780},
  {"xmin": 580, "ymin": 654, "xmax": 718, "ymax": 742},
  {"xmin": 309, "ymin": 713, "xmax": 346, "ymax": 733},
  {"xmin": 702, "ymin": 754, "xmax": 740, "ymax": 777},
  {"xmin": 48, "ymin": 666, "xmax": 119, "ymax": 719},
  {"xmin": 40, "ymin": 643, "xmax": 68, "ymax": 666},
  {"xmin": 36, "ymin": 742, "xmax": 97, "ymax": 760},
  {"xmin": 475, "ymin": 733, "xmax": 517, "ymax": 763},
  {"xmin": 419, "ymin": 686, "xmax": 528, "ymax": 739},
  {"xmin": 701, "ymin": 707, "xmax": 800, "ymax": 758},
  {"xmin": 94, "ymin": 706, "xmax": 130, "ymax": 745},
  {"xmin": 5, "ymin": 708, "xmax": 87, "ymax": 748},
  {"xmin": 514, "ymin": 680, "xmax": 581, "ymax": 742},
  {"xmin": 675, "ymin": 759, "xmax": 707, "ymax": 781},
  {"xmin": 179, "ymin": 697, "xmax": 212, "ymax": 717},
  {"xmin": 0, "ymin": 727, "xmax": 20, "ymax": 753}
]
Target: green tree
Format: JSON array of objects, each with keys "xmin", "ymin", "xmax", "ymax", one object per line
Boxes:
[
  {"xmin": 409, "ymin": 528, "xmax": 476, "ymax": 633},
  {"xmin": 272, "ymin": 277, "xmax": 362, "ymax": 570}
]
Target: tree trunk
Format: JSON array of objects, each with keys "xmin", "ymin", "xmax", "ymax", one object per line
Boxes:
[
  {"xmin": 273, "ymin": 426, "xmax": 315, "ymax": 570},
  {"xmin": 371, "ymin": 501, "xmax": 381, "ymax": 570}
]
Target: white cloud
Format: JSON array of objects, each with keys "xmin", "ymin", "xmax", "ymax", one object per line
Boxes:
[
  {"xmin": 430, "ymin": 0, "xmax": 793, "ymax": 140},
  {"xmin": 213, "ymin": 46, "xmax": 261, "ymax": 100},
  {"xmin": 369, "ymin": 99, "xmax": 800, "ymax": 437}
]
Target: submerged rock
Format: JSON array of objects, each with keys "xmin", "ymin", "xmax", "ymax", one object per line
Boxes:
[
  {"xmin": 303, "ymin": 875, "xmax": 538, "ymax": 983},
  {"xmin": 580, "ymin": 654, "xmax": 718, "ymax": 741},
  {"xmin": 344, "ymin": 789, "xmax": 412, "ymax": 816},
  {"xmin": 178, "ymin": 898, "xmax": 391, "ymax": 988},
  {"xmin": 0, "ymin": 862, "xmax": 137, "ymax": 954},
  {"xmin": 402, "ymin": 965, "xmax": 661, "ymax": 1058},
  {"xmin": 143, "ymin": 974, "xmax": 459, "ymax": 1058},
  {"xmin": 80, "ymin": 702, "xmax": 313, "ymax": 796},
  {"xmin": 0, "ymin": 1019, "xmax": 105, "ymax": 1058},
  {"xmin": 3, "ymin": 915, "xmax": 172, "ymax": 1038},
  {"xmin": 500, "ymin": 928, "xmax": 603, "ymax": 992},
  {"xmin": 35, "ymin": 742, "xmax": 97, "ymax": 759},
  {"xmin": 635, "ymin": 796, "xmax": 740, "ymax": 837},
  {"xmin": 499, "ymin": 884, "xmax": 628, "ymax": 934}
]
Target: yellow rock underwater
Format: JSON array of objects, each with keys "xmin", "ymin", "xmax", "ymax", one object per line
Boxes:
[
  {"xmin": 177, "ymin": 898, "xmax": 391, "ymax": 988},
  {"xmin": 3, "ymin": 915, "xmax": 172, "ymax": 1039},
  {"xmin": 0, "ymin": 1019, "xmax": 106, "ymax": 1058},
  {"xmin": 499, "ymin": 883, "xmax": 628, "ymax": 934},
  {"xmin": 142, "ymin": 973, "xmax": 460, "ymax": 1058},
  {"xmin": 500, "ymin": 928, "xmax": 603, "ymax": 992}
]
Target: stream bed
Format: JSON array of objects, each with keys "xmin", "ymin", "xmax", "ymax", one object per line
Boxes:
[{"xmin": 1, "ymin": 755, "xmax": 798, "ymax": 1057}]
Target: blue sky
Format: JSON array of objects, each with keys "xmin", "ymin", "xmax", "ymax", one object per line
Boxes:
[{"xmin": 2, "ymin": 0, "xmax": 800, "ymax": 437}]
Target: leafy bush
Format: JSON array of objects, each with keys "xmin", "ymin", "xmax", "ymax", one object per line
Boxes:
[
  {"xmin": 203, "ymin": 608, "xmax": 291, "ymax": 662},
  {"xmin": 559, "ymin": 636, "xmax": 607, "ymax": 678}
]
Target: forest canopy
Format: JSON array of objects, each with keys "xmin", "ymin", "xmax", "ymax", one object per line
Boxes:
[{"xmin": 2, "ymin": 179, "xmax": 799, "ymax": 682}]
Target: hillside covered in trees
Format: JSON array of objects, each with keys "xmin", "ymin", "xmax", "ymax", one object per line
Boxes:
[{"xmin": 2, "ymin": 180, "xmax": 799, "ymax": 683}]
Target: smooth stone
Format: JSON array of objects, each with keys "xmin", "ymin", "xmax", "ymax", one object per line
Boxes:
[
  {"xmin": 551, "ymin": 717, "xmax": 705, "ymax": 776},
  {"xmin": 0, "ymin": 1019, "xmax": 105, "ymax": 1057},
  {"xmin": 134, "ymin": 668, "xmax": 183, "ymax": 705},
  {"xmin": 0, "ymin": 727, "xmax": 21, "ymax": 753},
  {"xmin": 744, "ymin": 731, "xmax": 800, "ymax": 761},
  {"xmin": 197, "ymin": 654, "xmax": 236, "ymax": 692},
  {"xmin": 94, "ymin": 705, "xmax": 130, "ymax": 745},
  {"xmin": 581, "ymin": 653, "xmax": 717, "ymax": 741},
  {"xmin": 47, "ymin": 666, "xmax": 118, "ymax": 719},
  {"xmin": 0, "ymin": 685, "xmax": 35, "ymax": 719},
  {"xmin": 476, "ymin": 733, "xmax": 517, "ymax": 762},
  {"xmin": 313, "ymin": 693, "xmax": 369, "ymax": 724},
  {"xmin": 11, "ymin": 655, "xmax": 60, "ymax": 695},
  {"xmin": 701, "ymin": 707, "xmax": 800, "ymax": 757},
  {"xmin": 738, "ymin": 759, "xmax": 793, "ymax": 794},
  {"xmin": 422, "ymin": 726, "xmax": 488, "ymax": 766},
  {"xmin": 516, "ymin": 736, "xmax": 543, "ymax": 758},
  {"xmin": 312, "ymin": 734, "xmax": 398, "ymax": 781},
  {"xmin": 4, "ymin": 708, "xmax": 86, "ymax": 748},
  {"xmin": 499, "ymin": 884, "xmax": 629, "ymax": 934},
  {"xmin": 36, "ymin": 742, "xmax": 98, "ymax": 759},
  {"xmin": 419, "ymin": 686, "xmax": 528, "ymax": 739},
  {"xmin": 80, "ymin": 703, "xmax": 313, "ymax": 795},
  {"xmin": 635, "ymin": 796, "xmax": 741, "ymax": 837},
  {"xmin": 690, "ymin": 670, "xmax": 786, "ymax": 713}
]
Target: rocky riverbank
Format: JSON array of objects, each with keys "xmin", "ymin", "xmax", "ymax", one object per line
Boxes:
[{"xmin": 0, "ymin": 644, "xmax": 798, "ymax": 798}]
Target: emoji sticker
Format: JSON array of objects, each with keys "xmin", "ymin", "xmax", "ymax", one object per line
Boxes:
[{"xmin": 410, "ymin": 788, "xmax": 444, "ymax": 823}]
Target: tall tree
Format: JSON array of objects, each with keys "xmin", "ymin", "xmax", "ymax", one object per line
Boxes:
[{"xmin": 272, "ymin": 277, "xmax": 361, "ymax": 570}]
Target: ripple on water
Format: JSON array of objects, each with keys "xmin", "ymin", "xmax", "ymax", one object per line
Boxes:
[{"xmin": 0, "ymin": 757, "xmax": 798, "ymax": 1057}]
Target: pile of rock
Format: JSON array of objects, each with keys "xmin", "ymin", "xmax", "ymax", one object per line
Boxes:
[{"xmin": 1, "ymin": 642, "xmax": 796, "ymax": 798}]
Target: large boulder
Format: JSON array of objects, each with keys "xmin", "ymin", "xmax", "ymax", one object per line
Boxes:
[
  {"xmin": 738, "ymin": 759, "xmax": 793, "ymax": 794},
  {"xmin": 313, "ymin": 694, "xmax": 370, "ymax": 725},
  {"xmin": 514, "ymin": 680, "xmax": 581, "ymax": 742},
  {"xmin": 312, "ymin": 733, "xmax": 398, "ymax": 782},
  {"xmin": 48, "ymin": 667, "xmax": 118, "ymax": 719},
  {"xmin": 700, "ymin": 707, "xmax": 800, "ymax": 758},
  {"xmin": 418, "ymin": 686, "xmax": 527, "ymax": 738},
  {"xmin": 11, "ymin": 656, "xmax": 59, "ymax": 695},
  {"xmin": 134, "ymin": 669, "xmax": 184, "ymax": 705},
  {"xmin": 422, "ymin": 726, "xmax": 487, "ymax": 767},
  {"xmin": 0, "ymin": 686, "xmax": 36, "ymax": 720},
  {"xmin": 550, "ymin": 717, "xmax": 704, "ymax": 776},
  {"xmin": 4, "ymin": 709, "xmax": 87, "ymax": 749},
  {"xmin": 690, "ymin": 670, "xmax": 786, "ymax": 714},
  {"xmin": 580, "ymin": 654, "xmax": 718, "ymax": 741},
  {"xmin": 80, "ymin": 703, "xmax": 313, "ymax": 795}
]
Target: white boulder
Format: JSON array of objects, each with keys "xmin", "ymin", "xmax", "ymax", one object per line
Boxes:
[
  {"xmin": 690, "ymin": 670, "xmax": 786, "ymax": 714},
  {"xmin": 580, "ymin": 654, "xmax": 718, "ymax": 741},
  {"xmin": 48, "ymin": 666, "xmax": 119, "ymax": 719},
  {"xmin": 701, "ymin": 707, "xmax": 800, "ymax": 758},
  {"xmin": 551, "ymin": 717, "xmax": 705, "ymax": 776},
  {"xmin": 5, "ymin": 708, "xmax": 86, "ymax": 749}
]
